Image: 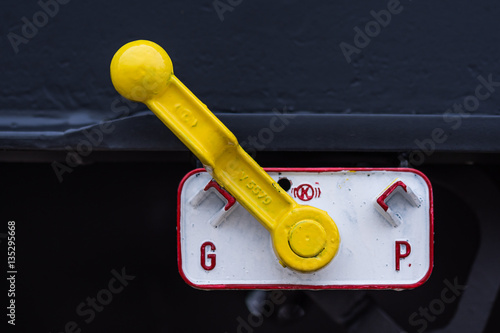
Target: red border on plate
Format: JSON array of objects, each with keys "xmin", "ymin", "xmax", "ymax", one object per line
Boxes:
[{"xmin": 177, "ymin": 168, "xmax": 434, "ymax": 290}]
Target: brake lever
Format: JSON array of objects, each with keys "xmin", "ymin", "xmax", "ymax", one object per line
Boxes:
[{"xmin": 110, "ymin": 40, "xmax": 340, "ymax": 272}]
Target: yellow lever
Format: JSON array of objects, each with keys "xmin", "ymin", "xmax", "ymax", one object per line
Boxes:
[{"xmin": 110, "ymin": 40, "xmax": 340, "ymax": 272}]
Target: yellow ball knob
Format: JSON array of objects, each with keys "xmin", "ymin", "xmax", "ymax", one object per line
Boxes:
[{"xmin": 110, "ymin": 40, "xmax": 173, "ymax": 102}]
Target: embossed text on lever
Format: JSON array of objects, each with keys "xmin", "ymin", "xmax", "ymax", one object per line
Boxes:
[{"xmin": 110, "ymin": 40, "xmax": 340, "ymax": 272}]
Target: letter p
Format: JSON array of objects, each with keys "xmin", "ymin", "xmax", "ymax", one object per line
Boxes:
[{"xmin": 395, "ymin": 240, "xmax": 411, "ymax": 271}]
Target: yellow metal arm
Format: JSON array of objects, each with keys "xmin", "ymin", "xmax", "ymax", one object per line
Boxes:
[{"xmin": 110, "ymin": 40, "xmax": 340, "ymax": 272}]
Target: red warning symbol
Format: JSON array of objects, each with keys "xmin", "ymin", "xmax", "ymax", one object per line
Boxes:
[{"xmin": 292, "ymin": 183, "xmax": 321, "ymax": 201}]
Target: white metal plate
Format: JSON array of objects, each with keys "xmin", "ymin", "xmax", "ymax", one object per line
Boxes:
[{"xmin": 177, "ymin": 168, "xmax": 433, "ymax": 290}]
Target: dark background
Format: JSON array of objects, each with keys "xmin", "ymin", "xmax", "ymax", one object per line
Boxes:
[{"xmin": 1, "ymin": 0, "xmax": 500, "ymax": 332}]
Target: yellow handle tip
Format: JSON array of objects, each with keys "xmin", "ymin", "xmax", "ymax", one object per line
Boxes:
[{"xmin": 110, "ymin": 40, "xmax": 173, "ymax": 102}]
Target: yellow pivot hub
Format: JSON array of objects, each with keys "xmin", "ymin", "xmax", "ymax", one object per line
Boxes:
[{"xmin": 110, "ymin": 40, "xmax": 340, "ymax": 272}]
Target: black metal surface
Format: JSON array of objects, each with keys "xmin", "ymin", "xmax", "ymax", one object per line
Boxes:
[
  {"xmin": 3, "ymin": 0, "xmax": 500, "ymax": 117},
  {"xmin": 2, "ymin": 112, "xmax": 500, "ymax": 154},
  {"xmin": 2, "ymin": 0, "xmax": 500, "ymax": 332}
]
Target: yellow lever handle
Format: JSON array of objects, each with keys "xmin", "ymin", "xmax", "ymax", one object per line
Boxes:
[{"xmin": 110, "ymin": 40, "xmax": 340, "ymax": 272}]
